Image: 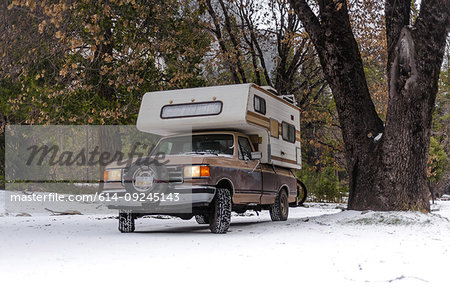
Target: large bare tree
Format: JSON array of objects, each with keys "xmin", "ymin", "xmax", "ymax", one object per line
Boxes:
[
  {"xmin": 203, "ymin": 0, "xmax": 326, "ymax": 101},
  {"xmin": 290, "ymin": 0, "xmax": 449, "ymax": 211}
]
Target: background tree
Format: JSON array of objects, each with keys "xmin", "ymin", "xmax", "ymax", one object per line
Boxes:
[
  {"xmin": 427, "ymin": 137, "xmax": 448, "ymax": 203},
  {"xmin": 201, "ymin": 0, "xmax": 326, "ymax": 99},
  {"xmin": 201, "ymin": 0, "xmax": 350, "ymax": 200},
  {"xmin": 0, "ymin": 0, "xmax": 209, "ymax": 126},
  {"xmin": 0, "ymin": 0, "xmax": 210, "ymax": 187},
  {"xmin": 429, "ymin": 41, "xmax": 450, "ymax": 199},
  {"xmin": 290, "ymin": 0, "xmax": 449, "ymax": 211}
]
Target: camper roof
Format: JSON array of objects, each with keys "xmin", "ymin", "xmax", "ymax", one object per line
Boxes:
[{"xmin": 137, "ymin": 84, "xmax": 298, "ymax": 135}]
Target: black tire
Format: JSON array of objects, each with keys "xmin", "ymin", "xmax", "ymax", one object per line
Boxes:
[
  {"xmin": 195, "ymin": 215, "xmax": 210, "ymax": 224},
  {"xmin": 297, "ymin": 179, "xmax": 307, "ymax": 205},
  {"xmin": 118, "ymin": 211, "xmax": 135, "ymax": 233},
  {"xmin": 270, "ymin": 189, "xmax": 289, "ymax": 221},
  {"xmin": 209, "ymin": 188, "xmax": 232, "ymax": 234}
]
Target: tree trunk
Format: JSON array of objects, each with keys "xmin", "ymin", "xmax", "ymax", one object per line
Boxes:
[{"xmin": 290, "ymin": 0, "xmax": 449, "ymax": 211}]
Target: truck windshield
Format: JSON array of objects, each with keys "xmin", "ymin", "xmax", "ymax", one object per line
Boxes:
[{"xmin": 153, "ymin": 134, "xmax": 234, "ymax": 156}]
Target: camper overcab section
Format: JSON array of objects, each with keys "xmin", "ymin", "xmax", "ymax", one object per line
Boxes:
[
  {"xmin": 136, "ymin": 83, "xmax": 302, "ymax": 169},
  {"xmin": 104, "ymin": 84, "xmax": 305, "ymax": 233}
]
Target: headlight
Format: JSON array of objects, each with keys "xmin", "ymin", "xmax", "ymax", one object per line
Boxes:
[
  {"xmin": 183, "ymin": 165, "xmax": 210, "ymax": 178},
  {"xmin": 104, "ymin": 169, "xmax": 122, "ymax": 181}
]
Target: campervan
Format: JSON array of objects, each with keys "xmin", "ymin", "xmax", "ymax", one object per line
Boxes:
[{"xmin": 104, "ymin": 84, "xmax": 307, "ymax": 233}]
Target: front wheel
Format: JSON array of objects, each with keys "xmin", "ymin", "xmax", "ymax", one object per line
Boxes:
[
  {"xmin": 209, "ymin": 188, "xmax": 232, "ymax": 234},
  {"xmin": 270, "ymin": 189, "xmax": 289, "ymax": 221}
]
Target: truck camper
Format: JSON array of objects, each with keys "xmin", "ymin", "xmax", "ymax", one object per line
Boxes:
[{"xmin": 104, "ymin": 83, "xmax": 307, "ymax": 233}]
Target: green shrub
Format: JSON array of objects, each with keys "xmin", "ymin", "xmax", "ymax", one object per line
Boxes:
[{"xmin": 298, "ymin": 163, "xmax": 348, "ymax": 203}]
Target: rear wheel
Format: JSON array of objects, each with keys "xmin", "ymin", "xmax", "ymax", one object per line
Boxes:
[
  {"xmin": 297, "ymin": 179, "xmax": 307, "ymax": 206},
  {"xmin": 118, "ymin": 211, "xmax": 135, "ymax": 233},
  {"xmin": 194, "ymin": 214, "xmax": 210, "ymax": 224},
  {"xmin": 270, "ymin": 189, "xmax": 289, "ymax": 221},
  {"xmin": 209, "ymin": 188, "xmax": 232, "ymax": 234}
]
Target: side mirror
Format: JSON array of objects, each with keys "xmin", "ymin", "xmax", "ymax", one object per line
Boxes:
[{"xmin": 251, "ymin": 151, "xmax": 262, "ymax": 160}]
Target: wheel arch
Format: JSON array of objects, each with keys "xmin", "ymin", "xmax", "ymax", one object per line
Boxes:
[
  {"xmin": 215, "ymin": 177, "xmax": 235, "ymax": 194},
  {"xmin": 278, "ymin": 184, "xmax": 289, "ymax": 196}
]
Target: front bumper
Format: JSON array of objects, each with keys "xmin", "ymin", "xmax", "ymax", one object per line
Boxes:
[{"xmin": 104, "ymin": 185, "xmax": 216, "ymax": 213}]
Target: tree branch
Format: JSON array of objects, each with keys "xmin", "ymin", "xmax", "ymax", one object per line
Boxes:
[
  {"xmin": 204, "ymin": 0, "xmax": 240, "ymax": 83},
  {"xmin": 385, "ymin": 0, "xmax": 411, "ymax": 69},
  {"xmin": 217, "ymin": 0, "xmax": 247, "ymax": 83},
  {"xmin": 290, "ymin": 0, "xmax": 323, "ymax": 48},
  {"xmin": 291, "ymin": 0, "xmax": 384, "ymax": 158},
  {"xmin": 414, "ymin": 0, "xmax": 449, "ymax": 48}
]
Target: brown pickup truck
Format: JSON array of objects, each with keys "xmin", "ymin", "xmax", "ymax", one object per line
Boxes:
[{"xmin": 103, "ymin": 131, "xmax": 306, "ymax": 234}]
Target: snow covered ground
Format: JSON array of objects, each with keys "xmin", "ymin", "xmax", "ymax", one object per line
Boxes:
[{"xmin": 1, "ymin": 190, "xmax": 449, "ymax": 300}]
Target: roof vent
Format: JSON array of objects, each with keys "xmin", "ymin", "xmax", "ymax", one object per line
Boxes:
[
  {"xmin": 282, "ymin": 94, "xmax": 296, "ymax": 104},
  {"xmin": 260, "ymin": 86, "xmax": 279, "ymax": 96}
]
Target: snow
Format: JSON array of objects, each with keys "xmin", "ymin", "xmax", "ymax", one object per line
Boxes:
[
  {"xmin": 1, "ymin": 190, "xmax": 450, "ymax": 299},
  {"xmin": 374, "ymin": 132, "xmax": 383, "ymax": 142}
]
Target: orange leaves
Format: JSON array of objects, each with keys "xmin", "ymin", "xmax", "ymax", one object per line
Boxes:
[
  {"xmin": 38, "ymin": 20, "xmax": 47, "ymax": 34},
  {"xmin": 103, "ymin": 54, "xmax": 113, "ymax": 63},
  {"xmin": 90, "ymin": 14, "xmax": 99, "ymax": 24},
  {"xmin": 348, "ymin": 0, "xmax": 388, "ymax": 119},
  {"xmin": 85, "ymin": 23, "xmax": 100, "ymax": 35},
  {"xmin": 100, "ymin": 65, "xmax": 110, "ymax": 76},
  {"xmin": 59, "ymin": 67, "xmax": 68, "ymax": 77},
  {"xmin": 334, "ymin": 0, "xmax": 344, "ymax": 11},
  {"xmin": 1, "ymin": 0, "xmax": 208, "ymax": 126},
  {"xmin": 70, "ymin": 38, "xmax": 83, "ymax": 50}
]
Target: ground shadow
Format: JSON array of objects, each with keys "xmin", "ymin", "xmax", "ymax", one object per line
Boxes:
[{"xmin": 135, "ymin": 219, "xmax": 273, "ymax": 234}]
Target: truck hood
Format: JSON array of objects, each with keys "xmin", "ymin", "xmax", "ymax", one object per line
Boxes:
[{"xmin": 104, "ymin": 155, "xmax": 206, "ymax": 169}]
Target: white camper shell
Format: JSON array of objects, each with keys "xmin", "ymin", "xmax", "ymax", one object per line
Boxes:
[{"xmin": 137, "ymin": 83, "xmax": 302, "ymax": 169}]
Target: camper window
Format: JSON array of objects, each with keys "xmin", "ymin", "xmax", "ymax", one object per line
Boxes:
[
  {"xmin": 253, "ymin": 95, "xmax": 266, "ymax": 115},
  {"xmin": 282, "ymin": 122, "xmax": 295, "ymax": 143},
  {"xmin": 238, "ymin": 136, "xmax": 253, "ymax": 160},
  {"xmin": 160, "ymin": 101, "xmax": 222, "ymax": 119}
]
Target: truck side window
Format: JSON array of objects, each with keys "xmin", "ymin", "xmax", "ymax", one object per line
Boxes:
[{"xmin": 238, "ymin": 137, "xmax": 252, "ymax": 160}]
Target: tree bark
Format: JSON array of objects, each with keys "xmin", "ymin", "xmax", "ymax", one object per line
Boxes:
[
  {"xmin": 380, "ymin": 0, "xmax": 449, "ymax": 211},
  {"xmin": 290, "ymin": 0, "xmax": 449, "ymax": 211}
]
